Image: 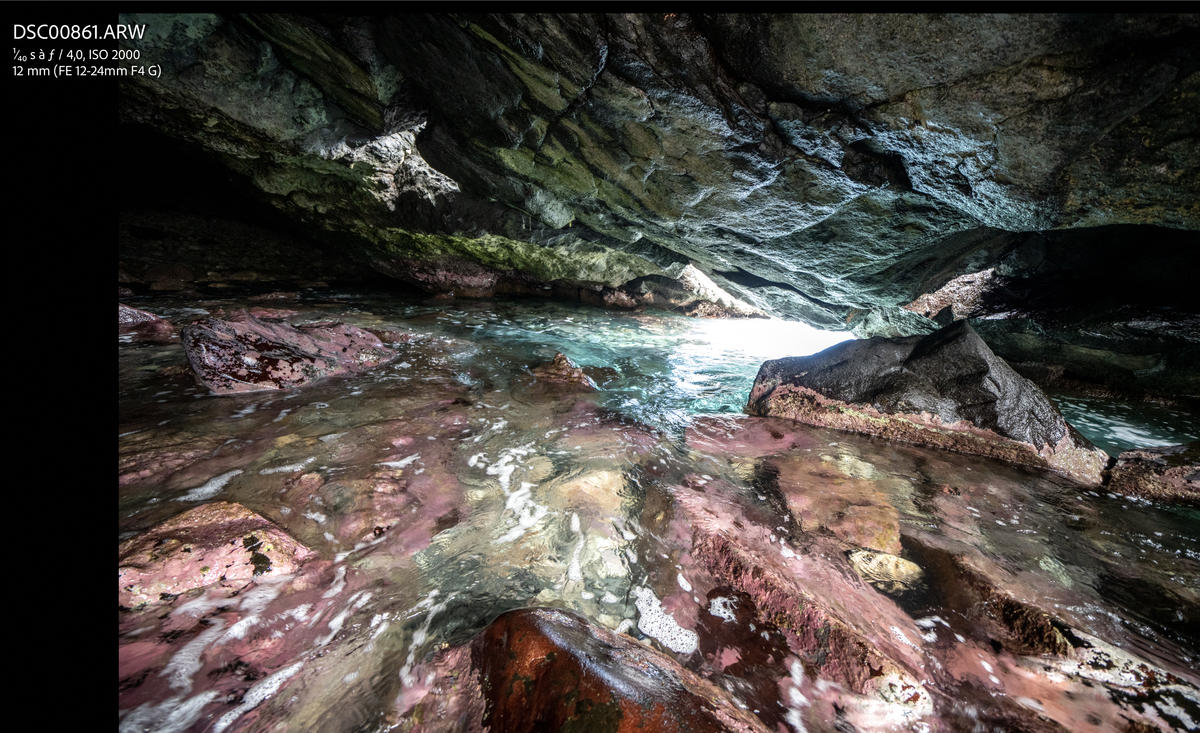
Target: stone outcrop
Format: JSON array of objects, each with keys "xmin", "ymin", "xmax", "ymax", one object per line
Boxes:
[
  {"xmin": 119, "ymin": 303, "xmax": 176, "ymax": 343},
  {"xmin": 117, "ymin": 13, "xmax": 1199, "ymax": 345},
  {"xmin": 181, "ymin": 311, "xmax": 397, "ymax": 394},
  {"xmin": 118, "ymin": 501, "xmax": 315, "ymax": 608},
  {"xmin": 746, "ymin": 320, "xmax": 1110, "ymax": 484},
  {"xmin": 1107, "ymin": 442, "xmax": 1200, "ymax": 506}
]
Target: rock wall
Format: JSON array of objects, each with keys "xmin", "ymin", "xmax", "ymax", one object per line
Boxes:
[{"xmin": 117, "ymin": 12, "xmax": 1199, "ymax": 390}]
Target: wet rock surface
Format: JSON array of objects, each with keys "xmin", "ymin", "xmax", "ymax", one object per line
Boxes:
[
  {"xmin": 118, "ymin": 501, "xmax": 315, "ymax": 609},
  {"xmin": 181, "ymin": 311, "xmax": 397, "ymax": 394},
  {"xmin": 119, "ymin": 303, "xmax": 177, "ymax": 343},
  {"xmin": 117, "ymin": 13, "xmax": 1199, "ymax": 344},
  {"xmin": 747, "ymin": 320, "xmax": 1110, "ymax": 484},
  {"xmin": 472, "ymin": 608, "xmax": 771, "ymax": 732},
  {"xmin": 1108, "ymin": 442, "xmax": 1200, "ymax": 506},
  {"xmin": 119, "ymin": 293, "xmax": 1200, "ymax": 732}
]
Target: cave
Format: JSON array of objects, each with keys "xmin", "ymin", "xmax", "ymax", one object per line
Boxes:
[{"xmin": 109, "ymin": 12, "xmax": 1199, "ymax": 732}]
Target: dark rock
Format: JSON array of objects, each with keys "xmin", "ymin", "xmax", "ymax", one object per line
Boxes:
[
  {"xmin": 181, "ymin": 311, "xmax": 396, "ymax": 394},
  {"xmin": 471, "ymin": 607, "xmax": 772, "ymax": 733},
  {"xmin": 746, "ymin": 320, "xmax": 1109, "ymax": 484},
  {"xmin": 118, "ymin": 501, "xmax": 315, "ymax": 608},
  {"xmin": 617, "ymin": 265, "xmax": 766, "ymax": 318},
  {"xmin": 118, "ymin": 13, "xmax": 1199, "ymax": 339},
  {"xmin": 119, "ymin": 303, "xmax": 176, "ymax": 343},
  {"xmin": 1107, "ymin": 442, "xmax": 1200, "ymax": 506}
]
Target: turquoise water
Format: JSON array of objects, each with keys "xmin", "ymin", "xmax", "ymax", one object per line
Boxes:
[{"xmin": 317, "ymin": 295, "xmax": 856, "ymax": 435}]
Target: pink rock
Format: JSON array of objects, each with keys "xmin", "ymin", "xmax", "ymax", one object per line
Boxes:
[
  {"xmin": 181, "ymin": 311, "xmax": 396, "ymax": 394},
  {"xmin": 119, "ymin": 303, "xmax": 176, "ymax": 343},
  {"xmin": 246, "ymin": 306, "xmax": 300, "ymax": 321},
  {"xmin": 118, "ymin": 501, "xmax": 315, "ymax": 608},
  {"xmin": 1108, "ymin": 442, "xmax": 1200, "ymax": 506}
]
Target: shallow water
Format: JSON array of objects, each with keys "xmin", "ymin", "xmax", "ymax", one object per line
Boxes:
[
  {"xmin": 1053, "ymin": 393, "xmax": 1200, "ymax": 457},
  {"xmin": 119, "ymin": 291, "xmax": 1200, "ymax": 732}
]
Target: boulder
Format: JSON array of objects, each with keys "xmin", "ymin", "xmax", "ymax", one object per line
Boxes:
[
  {"xmin": 1107, "ymin": 442, "xmax": 1200, "ymax": 506},
  {"xmin": 181, "ymin": 311, "xmax": 396, "ymax": 394},
  {"xmin": 746, "ymin": 320, "xmax": 1109, "ymax": 484},
  {"xmin": 118, "ymin": 303, "xmax": 176, "ymax": 343},
  {"xmin": 118, "ymin": 501, "xmax": 315, "ymax": 608},
  {"xmin": 472, "ymin": 608, "xmax": 772, "ymax": 733}
]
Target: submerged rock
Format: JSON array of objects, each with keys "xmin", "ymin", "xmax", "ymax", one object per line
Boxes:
[
  {"xmin": 472, "ymin": 608, "xmax": 772, "ymax": 732},
  {"xmin": 1108, "ymin": 442, "xmax": 1200, "ymax": 506},
  {"xmin": 848, "ymin": 549, "xmax": 924, "ymax": 595},
  {"xmin": 119, "ymin": 303, "xmax": 176, "ymax": 343},
  {"xmin": 118, "ymin": 501, "xmax": 315, "ymax": 608},
  {"xmin": 181, "ymin": 311, "xmax": 396, "ymax": 394},
  {"xmin": 746, "ymin": 320, "xmax": 1109, "ymax": 484},
  {"xmin": 527, "ymin": 352, "xmax": 598, "ymax": 391}
]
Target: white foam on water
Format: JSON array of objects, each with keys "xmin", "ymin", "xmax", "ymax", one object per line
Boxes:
[
  {"xmin": 567, "ymin": 536, "xmax": 585, "ymax": 582},
  {"xmin": 174, "ymin": 469, "xmax": 243, "ymax": 502},
  {"xmin": 496, "ymin": 481, "xmax": 548, "ymax": 544},
  {"xmin": 163, "ymin": 619, "xmax": 226, "ymax": 691},
  {"xmin": 120, "ymin": 691, "xmax": 219, "ymax": 733},
  {"xmin": 399, "ymin": 590, "xmax": 452, "ymax": 687},
  {"xmin": 378, "ymin": 453, "xmax": 420, "ymax": 469},
  {"xmin": 602, "ymin": 592, "xmax": 620, "ymax": 604},
  {"xmin": 212, "ymin": 660, "xmax": 305, "ymax": 733},
  {"xmin": 319, "ymin": 432, "xmax": 345, "ymax": 442},
  {"xmin": 303, "ymin": 511, "xmax": 327, "ymax": 524},
  {"xmin": 676, "ymin": 573, "xmax": 692, "ymax": 592},
  {"xmin": 890, "ymin": 626, "xmax": 919, "ymax": 650},
  {"xmin": 322, "ymin": 565, "xmax": 347, "ymax": 599},
  {"xmin": 260, "ymin": 457, "xmax": 314, "ymax": 474},
  {"xmin": 231, "ymin": 403, "xmax": 259, "ymax": 419},
  {"xmin": 631, "ymin": 586, "xmax": 697, "ymax": 654}
]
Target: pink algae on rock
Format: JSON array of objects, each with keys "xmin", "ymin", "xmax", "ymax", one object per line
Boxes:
[
  {"xmin": 118, "ymin": 501, "xmax": 315, "ymax": 608},
  {"xmin": 181, "ymin": 310, "xmax": 397, "ymax": 394}
]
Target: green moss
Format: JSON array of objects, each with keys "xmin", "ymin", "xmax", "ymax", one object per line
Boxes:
[
  {"xmin": 372, "ymin": 228, "xmax": 660, "ymax": 287},
  {"xmin": 466, "ymin": 23, "xmax": 576, "ymax": 113}
]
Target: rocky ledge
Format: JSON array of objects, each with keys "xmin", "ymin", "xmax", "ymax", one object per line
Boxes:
[
  {"xmin": 181, "ymin": 311, "xmax": 397, "ymax": 394},
  {"xmin": 118, "ymin": 501, "xmax": 315, "ymax": 609},
  {"xmin": 746, "ymin": 320, "xmax": 1110, "ymax": 485},
  {"xmin": 1109, "ymin": 441, "xmax": 1200, "ymax": 506}
]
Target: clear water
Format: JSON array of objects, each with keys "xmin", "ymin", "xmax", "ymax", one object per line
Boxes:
[
  {"xmin": 1053, "ymin": 393, "xmax": 1200, "ymax": 457},
  {"xmin": 118, "ymin": 291, "xmax": 1200, "ymax": 733}
]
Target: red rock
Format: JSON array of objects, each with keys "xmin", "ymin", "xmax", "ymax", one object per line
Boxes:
[
  {"xmin": 1107, "ymin": 442, "xmax": 1200, "ymax": 506},
  {"xmin": 119, "ymin": 303, "xmax": 176, "ymax": 343},
  {"xmin": 472, "ymin": 608, "xmax": 772, "ymax": 732},
  {"xmin": 181, "ymin": 311, "xmax": 396, "ymax": 394},
  {"xmin": 118, "ymin": 501, "xmax": 315, "ymax": 608}
]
